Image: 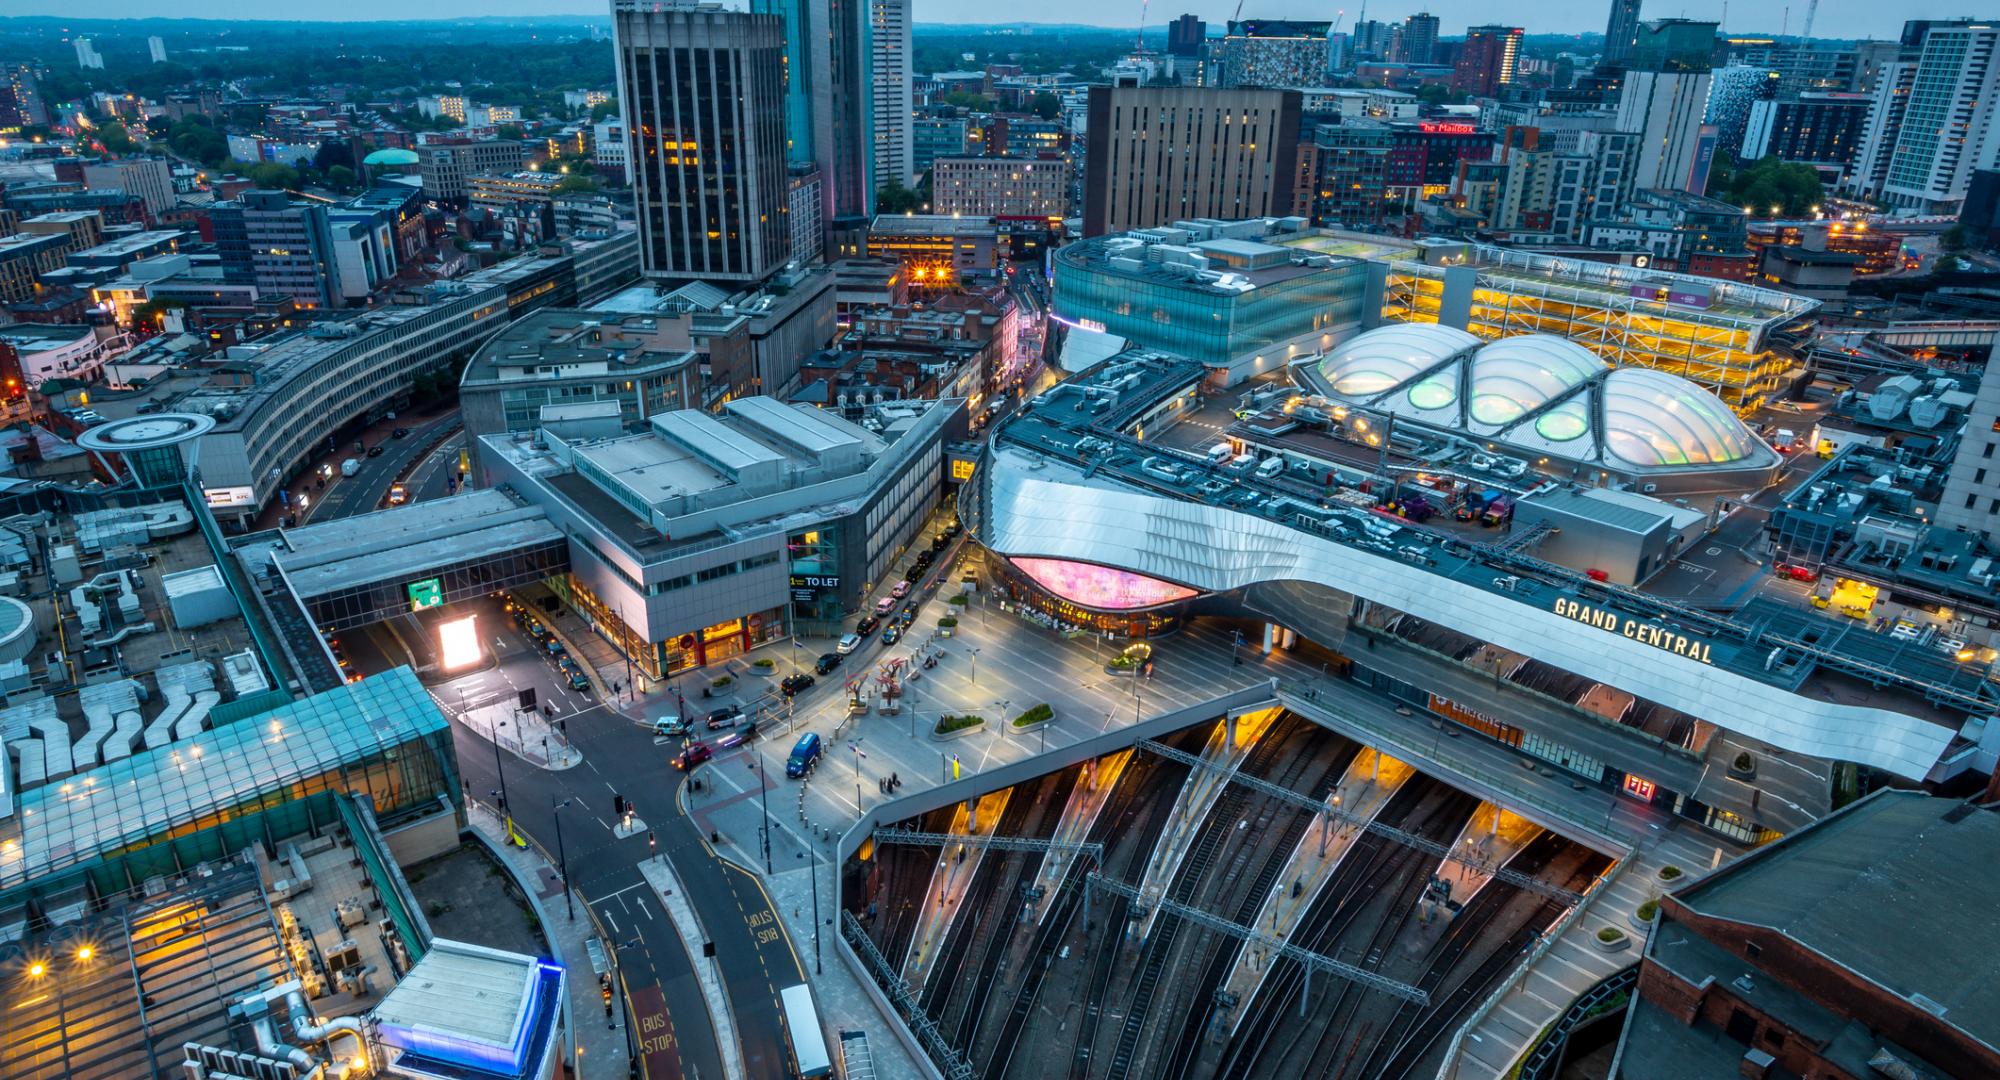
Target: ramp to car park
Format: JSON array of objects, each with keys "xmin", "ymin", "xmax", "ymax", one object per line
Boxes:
[{"xmin": 269, "ymin": 489, "xmax": 569, "ymax": 632}]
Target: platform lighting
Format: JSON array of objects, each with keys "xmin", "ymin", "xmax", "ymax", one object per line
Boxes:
[{"xmin": 439, "ymin": 615, "xmax": 481, "ymax": 672}]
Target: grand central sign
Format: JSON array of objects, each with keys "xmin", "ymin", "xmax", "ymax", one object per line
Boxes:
[{"xmin": 1551, "ymin": 597, "xmax": 1715, "ymax": 665}]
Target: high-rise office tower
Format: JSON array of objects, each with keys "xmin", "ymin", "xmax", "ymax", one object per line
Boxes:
[
  {"xmin": 1616, "ymin": 20, "xmax": 1718, "ymax": 194},
  {"xmin": 614, "ymin": 0, "xmax": 791, "ymax": 283},
  {"xmin": 1168, "ymin": 15, "xmax": 1208, "ymax": 58},
  {"xmin": 1403, "ymin": 14, "xmax": 1441, "ymax": 65},
  {"xmin": 1452, "ymin": 26, "xmax": 1524, "ymax": 95},
  {"xmin": 754, "ymin": 0, "xmax": 873, "ymax": 227},
  {"xmin": 1936, "ymin": 357, "xmax": 2000, "ymax": 534},
  {"xmin": 1604, "ymin": 0, "xmax": 1643, "ymax": 65},
  {"xmin": 1218, "ymin": 20, "xmax": 1334, "ymax": 88},
  {"xmin": 1849, "ymin": 20, "xmax": 2000, "ymax": 214},
  {"xmin": 870, "ymin": 0, "xmax": 914, "ymax": 188},
  {"xmin": 1082, "ymin": 86, "xmax": 1301, "ymax": 235},
  {"xmin": 210, "ymin": 190, "xmax": 340, "ymax": 308}
]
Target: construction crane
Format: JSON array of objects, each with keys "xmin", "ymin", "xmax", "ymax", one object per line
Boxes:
[{"xmin": 1800, "ymin": 0, "xmax": 1820, "ymax": 41}]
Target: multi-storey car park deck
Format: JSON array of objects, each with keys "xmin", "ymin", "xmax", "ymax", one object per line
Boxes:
[{"xmin": 965, "ymin": 347, "xmax": 1996, "ymax": 803}]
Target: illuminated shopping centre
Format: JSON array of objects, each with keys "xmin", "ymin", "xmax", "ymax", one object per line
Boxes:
[
  {"xmin": 1052, "ymin": 218, "xmax": 1818, "ymax": 412},
  {"xmin": 964, "ymin": 346, "xmax": 1995, "ymax": 845}
]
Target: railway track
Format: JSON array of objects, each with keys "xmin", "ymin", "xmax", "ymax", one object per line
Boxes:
[
  {"xmin": 951, "ymin": 771, "xmax": 1080, "ymax": 1051},
  {"xmin": 1157, "ymin": 737, "xmax": 1361, "ymax": 1080},
  {"xmin": 985, "ymin": 751, "xmax": 1180, "ymax": 1079},
  {"xmin": 1100, "ymin": 724, "xmax": 1297, "ymax": 1080}
]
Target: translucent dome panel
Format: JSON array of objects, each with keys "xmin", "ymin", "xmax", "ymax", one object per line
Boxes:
[
  {"xmin": 1317, "ymin": 325, "xmax": 1481, "ymax": 400},
  {"xmin": 1010, "ymin": 557, "xmax": 1200, "ymax": 610},
  {"xmin": 1601, "ymin": 368, "xmax": 1761, "ymax": 467},
  {"xmin": 1466, "ymin": 336, "xmax": 1606, "ymax": 429}
]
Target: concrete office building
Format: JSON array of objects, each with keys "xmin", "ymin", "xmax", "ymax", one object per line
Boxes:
[
  {"xmin": 416, "ymin": 139, "xmax": 528, "ymax": 204},
  {"xmin": 789, "ymin": 164, "xmax": 826, "ymax": 265},
  {"xmin": 83, "ymin": 232, "xmax": 639, "ymax": 522},
  {"xmin": 460, "ymin": 308, "xmax": 704, "ymax": 470},
  {"xmin": 479, "ymin": 395, "xmax": 963, "ymax": 672},
  {"xmin": 913, "ymin": 117, "xmax": 973, "ymax": 175},
  {"xmin": 148, "ymin": 35, "xmax": 168, "ymax": 63},
  {"xmin": 870, "ymin": 0, "xmax": 915, "ymax": 188},
  {"xmin": 932, "ymin": 156, "xmax": 1070, "ymax": 219},
  {"xmin": 1168, "ymin": 14, "xmax": 1207, "ymax": 58},
  {"xmin": 81, "ymin": 157, "xmax": 176, "ymax": 217},
  {"xmin": 615, "ymin": 0, "xmax": 791, "ymax": 284},
  {"xmin": 1850, "ymin": 20, "xmax": 2000, "ymax": 214},
  {"xmin": 1083, "ymin": 86, "xmax": 1302, "ymax": 236}
]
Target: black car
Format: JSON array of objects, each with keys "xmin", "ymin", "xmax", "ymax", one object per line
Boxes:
[
  {"xmin": 815, "ymin": 652, "xmax": 844, "ymax": 675},
  {"xmin": 706, "ymin": 705, "xmax": 743, "ymax": 729},
  {"xmin": 856, "ymin": 615, "xmax": 880, "ymax": 635},
  {"xmin": 365, "ymin": 445, "xmax": 385, "ymax": 458},
  {"xmin": 391, "ymin": 427, "xmax": 410, "ymax": 439},
  {"xmin": 781, "ymin": 673, "xmax": 816, "ymax": 696}
]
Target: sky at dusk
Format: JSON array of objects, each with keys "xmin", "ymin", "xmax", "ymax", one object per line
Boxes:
[{"xmin": 2, "ymin": 0, "xmax": 1956, "ymax": 43}]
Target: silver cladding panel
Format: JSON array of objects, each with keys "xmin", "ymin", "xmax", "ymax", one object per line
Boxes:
[{"xmin": 981, "ymin": 448, "xmax": 1955, "ymax": 779}]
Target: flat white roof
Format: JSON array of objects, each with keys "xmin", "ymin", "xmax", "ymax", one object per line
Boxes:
[
  {"xmin": 724, "ymin": 396, "xmax": 858, "ymax": 456},
  {"xmin": 652, "ymin": 409, "xmax": 786, "ymax": 473},
  {"xmin": 578, "ymin": 432, "xmax": 732, "ymax": 504},
  {"xmin": 372, "ymin": 939, "xmax": 536, "ymax": 1050}
]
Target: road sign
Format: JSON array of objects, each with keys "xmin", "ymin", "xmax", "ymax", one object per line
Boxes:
[{"xmin": 407, "ymin": 577, "xmax": 443, "ymax": 611}]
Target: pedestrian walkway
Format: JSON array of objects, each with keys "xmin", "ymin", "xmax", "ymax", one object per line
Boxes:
[
  {"xmin": 901, "ymin": 789, "xmax": 1011, "ymax": 984},
  {"xmin": 1218, "ymin": 747, "xmax": 1413, "ymax": 1029},
  {"xmin": 1028, "ymin": 749, "xmax": 1131, "ymax": 926},
  {"xmin": 1132, "ymin": 706, "xmax": 1280, "ymax": 940},
  {"xmin": 464, "ymin": 801, "xmax": 629, "ymax": 1079},
  {"xmin": 444, "ymin": 696, "xmax": 581, "ymax": 770}
]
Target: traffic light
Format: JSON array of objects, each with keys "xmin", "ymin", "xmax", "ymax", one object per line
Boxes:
[{"xmin": 612, "ymin": 793, "xmax": 625, "ymax": 817}]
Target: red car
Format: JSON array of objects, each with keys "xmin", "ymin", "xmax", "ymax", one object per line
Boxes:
[{"xmin": 674, "ymin": 741, "xmax": 713, "ymax": 770}]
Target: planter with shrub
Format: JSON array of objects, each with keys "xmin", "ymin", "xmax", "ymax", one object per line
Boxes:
[
  {"xmin": 1728, "ymin": 751, "xmax": 1756, "ymax": 780},
  {"xmin": 948, "ymin": 594, "xmax": 969, "ymax": 607},
  {"xmin": 931, "ymin": 713, "xmax": 985, "ymax": 741},
  {"xmin": 710, "ymin": 675, "xmax": 733, "ymax": 690},
  {"xmin": 1656, "ymin": 865, "xmax": 1685, "ymax": 885},
  {"xmin": 938, "ymin": 615, "xmax": 958, "ymax": 639},
  {"xmin": 1011, "ymin": 703, "xmax": 1054, "ymax": 729},
  {"xmin": 1631, "ymin": 899, "xmax": 1659, "ymax": 930},
  {"xmin": 1106, "ymin": 655, "xmax": 1139, "ymax": 676},
  {"xmin": 751, "ymin": 658, "xmax": 776, "ymax": 674},
  {"xmin": 1593, "ymin": 926, "xmax": 1630, "ymax": 952}
]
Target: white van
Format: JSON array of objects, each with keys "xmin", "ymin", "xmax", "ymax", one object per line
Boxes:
[
  {"xmin": 1222, "ymin": 453, "xmax": 1257, "ymax": 475},
  {"xmin": 1254, "ymin": 457, "xmax": 1285, "ymax": 479},
  {"xmin": 1206, "ymin": 443, "xmax": 1234, "ymax": 464}
]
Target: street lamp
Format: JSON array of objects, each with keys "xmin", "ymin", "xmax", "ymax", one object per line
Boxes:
[
  {"xmin": 552, "ymin": 797, "xmax": 575, "ymax": 920},
  {"xmin": 492, "ymin": 718, "xmax": 512, "ymax": 815},
  {"xmin": 969, "ymin": 646, "xmax": 982, "ymax": 685}
]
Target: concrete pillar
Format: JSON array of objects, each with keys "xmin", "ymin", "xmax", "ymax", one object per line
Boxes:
[
  {"xmin": 1281, "ymin": 628, "xmax": 1297, "ymax": 649},
  {"xmin": 1226, "ymin": 710, "xmax": 1237, "ymax": 746},
  {"xmin": 1262, "ymin": 623, "xmax": 1276, "ymax": 655},
  {"xmin": 967, "ymin": 798, "xmax": 977, "ymax": 832}
]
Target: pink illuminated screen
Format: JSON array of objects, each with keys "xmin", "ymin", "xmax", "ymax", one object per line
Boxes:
[{"xmin": 1010, "ymin": 557, "xmax": 1199, "ymax": 610}]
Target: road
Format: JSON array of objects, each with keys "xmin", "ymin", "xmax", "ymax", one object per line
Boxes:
[
  {"xmin": 305, "ymin": 412, "xmax": 462, "ymax": 522},
  {"xmin": 349, "ymin": 591, "xmax": 810, "ymax": 1080}
]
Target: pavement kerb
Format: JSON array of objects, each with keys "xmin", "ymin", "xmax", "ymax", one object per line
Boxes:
[
  {"xmin": 511, "ymin": 589, "xmax": 615, "ymax": 703},
  {"xmin": 463, "ymin": 799, "xmax": 616, "ymax": 1077}
]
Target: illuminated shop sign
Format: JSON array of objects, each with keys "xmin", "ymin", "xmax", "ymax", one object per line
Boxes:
[{"xmin": 1550, "ymin": 597, "xmax": 1714, "ymax": 664}]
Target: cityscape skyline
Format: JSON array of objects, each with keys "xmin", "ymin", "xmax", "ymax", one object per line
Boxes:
[{"xmin": 0, "ymin": 1, "xmax": 1955, "ymax": 40}]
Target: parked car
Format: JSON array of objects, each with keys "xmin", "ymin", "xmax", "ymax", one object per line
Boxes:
[
  {"xmin": 675, "ymin": 741, "xmax": 713, "ymax": 770},
  {"xmin": 836, "ymin": 633, "xmax": 863, "ymax": 654},
  {"xmin": 785, "ymin": 732, "xmax": 823, "ymax": 778},
  {"xmin": 781, "ymin": 674, "xmax": 816, "ymax": 696},
  {"xmin": 891, "ymin": 581, "xmax": 911, "ymax": 599},
  {"xmin": 706, "ymin": 705, "xmax": 744, "ymax": 729},
  {"xmin": 856, "ymin": 615, "xmax": 880, "ymax": 635},
  {"xmin": 815, "ymin": 652, "xmax": 844, "ymax": 675},
  {"xmin": 391, "ymin": 427, "xmax": 410, "ymax": 439}
]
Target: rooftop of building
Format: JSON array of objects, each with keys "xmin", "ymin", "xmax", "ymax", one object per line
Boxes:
[
  {"xmin": 373, "ymin": 939, "xmax": 564, "ymax": 1078},
  {"xmin": 462, "ymin": 307, "xmax": 700, "ymax": 387},
  {"xmin": 1057, "ymin": 217, "xmax": 1361, "ymax": 296},
  {"xmin": 487, "ymin": 395, "xmax": 958, "ymax": 559},
  {"xmin": 869, "ymin": 213, "xmax": 1002, "ymax": 238},
  {"xmin": 1667, "ymin": 790, "xmax": 2000, "ymax": 1054}
]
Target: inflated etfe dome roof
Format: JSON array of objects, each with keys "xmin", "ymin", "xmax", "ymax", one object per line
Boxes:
[
  {"xmin": 1601, "ymin": 368, "xmax": 1762, "ymax": 467},
  {"xmin": 1318, "ymin": 324, "xmax": 1480, "ymax": 399},
  {"xmin": 1464, "ymin": 335, "xmax": 1606, "ymax": 429},
  {"xmin": 1303, "ymin": 325, "xmax": 1771, "ymax": 472}
]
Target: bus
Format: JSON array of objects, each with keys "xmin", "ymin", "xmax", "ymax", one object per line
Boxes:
[{"xmin": 780, "ymin": 983, "xmax": 832, "ymax": 1078}]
